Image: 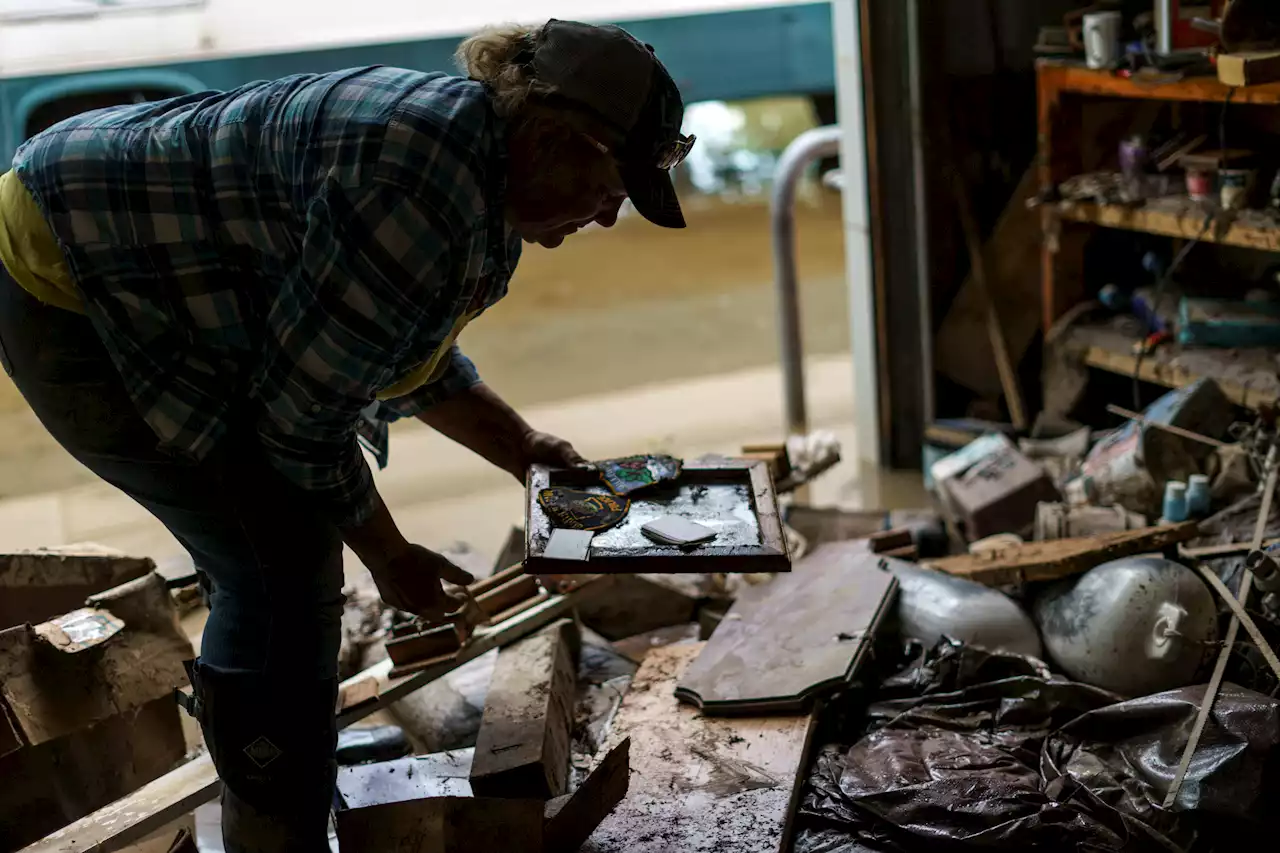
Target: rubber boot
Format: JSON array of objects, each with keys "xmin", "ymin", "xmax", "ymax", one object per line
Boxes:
[{"xmin": 185, "ymin": 661, "xmax": 338, "ymax": 853}]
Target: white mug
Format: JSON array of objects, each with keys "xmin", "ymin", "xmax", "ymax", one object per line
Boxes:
[{"xmin": 1083, "ymin": 11, "xmax": 1123, "ymax": 70}]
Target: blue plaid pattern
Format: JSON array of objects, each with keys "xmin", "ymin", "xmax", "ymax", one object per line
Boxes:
[{"xmin": 13, "ymin": 67, "xmax": 522, "ymax": 525}]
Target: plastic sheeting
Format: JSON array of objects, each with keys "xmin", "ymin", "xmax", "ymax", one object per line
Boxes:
[{"xmin": 795, "ymin": 640, "xmax": 1280, "ymax": 852}]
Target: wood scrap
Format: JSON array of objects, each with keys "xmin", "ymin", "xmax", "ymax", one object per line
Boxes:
[
  {"xmin": 22, "ymin": 587, "xmax": 592, "ymax": 853},
  {"xmin": 674, "ymin": 543, "xmax": 897, "ymax": 714},
  {"xmin": 586, "ymin": 644, "xmax": 817, "ymax": 853},
  {"xmin": 471, "ymin": 619, "xmax": 580, "ymax": 800},
  {"xmin": 934, "ymin": 167, "xmax": 1041, "ymax": 407},
  {"xmin": 1181, "ymin": 537, "xmax": 1280, "ymax": 560},
  {"xmin": 0, "ymin": 573, "xmax": 192, "ymax": 747},
  {"xmin": 334, "ymin": 739, "xmax": 630, "ymax": 853},
  {"xmin": 0, "ymin": 546, "xmax": 155, "ymax": 630},
  {"xmin": 337, "ymin": 794, "xmax": 546, "ymax": 853},
  {"xmin": 924, "ymin": 521, "xmax": 1199, "ymax": 586},
  {"xmin": 1166, "ymin": 448, "xmax": 1280, "ymax": 809},
  {"xmin": 543, "ymin": 739, "xmax": 629, "ymax": 853},
  {"xmin": 573, "ymin": 573, "xmax": 701, "ymax": 641},
  {"xmin": 476, "ymin": 574, "xmax": 540, "ymax": 618}
]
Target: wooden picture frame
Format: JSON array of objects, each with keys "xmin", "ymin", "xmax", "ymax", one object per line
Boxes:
[{"xmin": 525, "ymin": 459, "xmax": 790, "ymax": 575}]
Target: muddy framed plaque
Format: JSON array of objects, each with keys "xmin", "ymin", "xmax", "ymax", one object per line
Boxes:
[{"xmin": 525, "ymin": 459, "xmax": 790, "ymax": 575}]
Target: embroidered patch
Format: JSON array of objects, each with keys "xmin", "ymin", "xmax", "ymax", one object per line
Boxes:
[
  {"xmin": 539, "ymin": 488, "xmax": 630, "ymax": 532},
  {"xmin": 243, "ymin": 736, "xmax": 284, "ymax": 769},
  {"xmin": 596, "ymin": 454, "xmax": 683, "ymax": 495}
]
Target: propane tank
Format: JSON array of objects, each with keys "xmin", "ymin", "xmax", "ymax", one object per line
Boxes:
[
  {"xmin": 1033, "ymin": 556, "xmax": 1217, "ymax": 696},
  {"xmin": 890, "ymin": 561, "xmax": 1043, "ymax": 659}
]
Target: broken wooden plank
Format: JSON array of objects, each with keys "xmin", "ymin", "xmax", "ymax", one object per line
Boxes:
[
  {"xmin": 476, "ymin": 574, "xmax": 540, "ymax": 618},
  {"xmin": 385, "ymin": 624, "xmax": 460, "ymax": 667},
  {"xmin": 924, "ymin": 521, "xmax": 1200, "ymax": 586},
  {"xmin": 1181, "ymin": 537, "xmax": 1280, "ymax": 560},
  {"xmin": 21, "ymin": 588, "xmax": 591, "ymax": 853},
  {"xmin": 675, "ymin": 543, "xmax": 897, "ymax": 714},
  {"xmin": 0, "ymin": 573, "xmax": 192, "ymax": 747},
  {"xmin": 471, "ymin": 619, "xmax": 580, "ymax": 799},
  {"xmin": 0, "ymin": 546, "xmax": 155, "ymax": 630},
  {"xmin": 544, "ymin": 739, "xmax": 629, "ymax": 853},
  {"xmin": 587, "ymin": 644, "xmax": 817, "ymax": 853}
]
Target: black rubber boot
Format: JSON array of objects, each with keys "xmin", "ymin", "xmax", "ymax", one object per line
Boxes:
[{"xmin": 186, "ymin": 661, "xmax": 338, "ymax": 853}]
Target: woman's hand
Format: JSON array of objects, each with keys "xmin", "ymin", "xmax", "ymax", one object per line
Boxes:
[
  {"xmin": 519, "ymin": 429, "xmax": 585, "ymax": 471},
  {"xmin": 370, "ymin": 544, "xmax": 474, "ymax": 621}
]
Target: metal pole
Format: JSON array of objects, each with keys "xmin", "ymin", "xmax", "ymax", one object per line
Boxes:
[
  {"xmin": 771, "ymin": 125, "xmax": 842, "ymax": 438},
  {"xmin": 1155, "ymin": 0, "xmax": 1174, "ymax": 55}
]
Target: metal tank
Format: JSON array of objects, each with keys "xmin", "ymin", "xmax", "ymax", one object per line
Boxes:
[
  {"xmin": 889, "ymin": 561, "xmax": 1043, "ymax": 659},
  {"xmin": 1033, "ymin": 556, "xmax": 1218, "ymax": 696}
]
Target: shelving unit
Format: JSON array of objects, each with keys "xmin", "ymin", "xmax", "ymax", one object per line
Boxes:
[
  {"xmin": 1057, "ymin": 199, "xmax": 1280, "ymax": 252},
  {"xmin": 1037, "ymin": 60, "xmax": 1280, "ymax": 411},
  {"xmin": 1061, "ymin": 320, "xmax": 1280, "ymax": 410}
]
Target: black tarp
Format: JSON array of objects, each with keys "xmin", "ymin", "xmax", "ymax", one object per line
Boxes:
[{"xmin": 795, "ymin": 640, "xmax": 1280, "ymax": 852}]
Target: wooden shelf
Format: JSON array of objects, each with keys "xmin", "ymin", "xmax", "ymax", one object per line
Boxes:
[
  {"xmin": 1038, "ymin": 60, "xmax": 1280, "ymax": 106},
  {"xmin": 1057, "ymin": 199, "xmax": 1280, "ymax": 252},
  {"xmin": 1067, "ymin": 322, "xmax": 1280, "ymax": 410}
]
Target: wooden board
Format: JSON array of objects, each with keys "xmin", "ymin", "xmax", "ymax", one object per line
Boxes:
[
  {"xmin": 22, "ymin": 590, "xmax": 589, "ymax": 853},
  {"xmin": 471, "ymin": 619, "xmax": 580, "ymax": 800},
  {"xmin": 935, "ymin": 167, "xmax": 1042, "ymax": 401},
  {"xmin": 1037, "ymin": 59, "xmax": 1280, "ymax": 107},
  {"xmin": 526, "ymin": 460, "xmax": 789, "ymax": 575},
  {"xmin": 925, "ymin": 521, "xmax": 1200, "ymax": 586},
  {"xmin": 674, "ymin": 543, "xmax": 897, "ymax": 714},
  {"xmin": 1066, "ymin": 321, "xmax": 1280, "ymax": 412},
  {"xmin": 0, "ymin": 573, "xmax": 192, "ymax": 747},
  {"xmin": 0, "ymin": 546, "xmax": 155, "ymax": 631},
  {"xmin": 584, "ymin": 644, "xmax": 816, "ymax": 853},
  {"xmin": 337, "ymin": 795, "xmax": 546, "ymax": 853},
  {"xmin": 572, "ymin": 573, "xmax": 702, "ymax": 641},
  {"xmin": 1057, "ymin": 198, "xmax": 1280, "ymax": 253}
]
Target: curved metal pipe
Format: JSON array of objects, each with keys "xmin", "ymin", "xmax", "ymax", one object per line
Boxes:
[{"xmin": 771, "ymin": 124, "xmax": 843, "ymax": 437}]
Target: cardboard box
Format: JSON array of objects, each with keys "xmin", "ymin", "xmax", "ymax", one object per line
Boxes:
[
  {"xmin": 942, "ymin": 444, "xmax": 1060, "ymax": 540},
  {"xmin": 1218, "ymin": 51, "xmax": 1280, "ymax": 87}
]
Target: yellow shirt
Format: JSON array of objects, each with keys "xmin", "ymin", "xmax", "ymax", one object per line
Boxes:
[
  {"xmin": 375, "ymin": 307, "xmax": 480, "ymax": 400},
  {"xmin": 0, "ymin": 170, "xmax": 83, "ymax": 314},
  {"xmin": 0, "ymin": 169, "xmax": 472, "ymax": 402}
]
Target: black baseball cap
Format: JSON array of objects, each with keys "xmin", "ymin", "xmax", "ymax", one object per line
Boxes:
[{"xmin": 528, "ymin": 19, "xmax": 695, "ymax": 228}]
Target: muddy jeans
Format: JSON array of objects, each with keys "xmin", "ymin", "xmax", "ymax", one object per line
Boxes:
[{"xmin": 0, "ymin": 268, "xmax": 343, "ymax": 852}]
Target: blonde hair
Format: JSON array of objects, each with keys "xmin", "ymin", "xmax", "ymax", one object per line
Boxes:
[{"xmin": 455, "ymin": 24, "xmax": 557, "ymax": 117}]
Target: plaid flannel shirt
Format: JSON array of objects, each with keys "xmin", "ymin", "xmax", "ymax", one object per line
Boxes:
[{"xmin": 13, "ymin": 67, "xmax": 522, "ymax": 526}]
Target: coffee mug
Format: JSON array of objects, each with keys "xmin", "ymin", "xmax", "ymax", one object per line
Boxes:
[{"xmin": 1083, "ymin": 11, "xmax": 1123, "ymax": 70}]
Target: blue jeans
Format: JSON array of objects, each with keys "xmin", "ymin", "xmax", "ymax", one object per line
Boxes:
[{"xmin": 0, "ymin": 269, "xmax": 342, "ymax": 851}]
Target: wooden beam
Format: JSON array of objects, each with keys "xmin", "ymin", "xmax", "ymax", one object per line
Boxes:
[
  {"xmin": 22, "ymin": 589, "xmax": 589, "ymax": 853},
  {"xmin": 924, "ymin": 522, "xmax": 1199, "ymax": 586},
  {"xmin": 471, "ymin": 619, "xmax": 580, "ymax": 800},
  {"xmin": 586, "ymin": 644, "xmax": 817, "ymax": 853}
]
